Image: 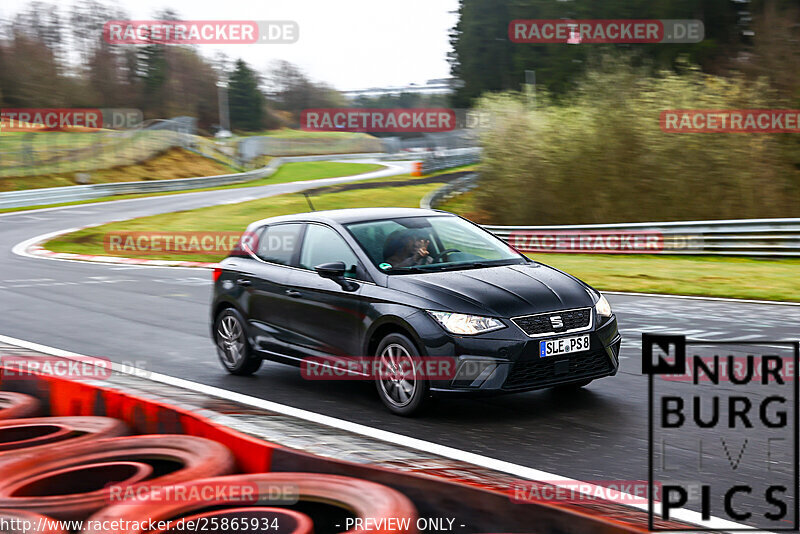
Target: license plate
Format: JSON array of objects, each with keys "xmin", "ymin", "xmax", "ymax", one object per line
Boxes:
[{"xmin": 539, "ymin": 334, "xmax": 590, "ymax": 358}]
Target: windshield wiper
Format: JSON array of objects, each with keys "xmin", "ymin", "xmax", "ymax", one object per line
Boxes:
[
  {"xmin": 385, "ymin": 259, "xmax": 523, "ymax": 274},
  {"xmin": 413, "ymin": 260, "xmax": 513, "ymax": 272}
]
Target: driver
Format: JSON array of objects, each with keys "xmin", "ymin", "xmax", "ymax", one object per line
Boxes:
[{"xmin": 383, "ymin": 232, "xmax": 434, "ymax": 268}]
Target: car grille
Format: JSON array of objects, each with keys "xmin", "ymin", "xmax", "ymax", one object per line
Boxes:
[
  {"xmin": 512, "ymin": 308, "xmax": 592, "ymax": 337},
  {"xmin": 503, "ymin": 350, "xmax": 611, "ymax": 391}
]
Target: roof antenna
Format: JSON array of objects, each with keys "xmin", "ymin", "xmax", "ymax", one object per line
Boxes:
[{"xmin": 303, "ymin": 192, "xmax": 316, "ymax": 212}]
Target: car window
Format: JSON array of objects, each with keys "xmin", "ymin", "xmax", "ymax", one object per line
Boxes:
[
  {"xmin": 345, "ymin": 216, "xmax": 524, "ymax": 273},
  {"xmin": 256, "ymin": 224, "xmax": 303, "ymax": 265},
  {"xmin": 299, "ymin": 224, "xmax": 359, "ymax": 278},
  {"xmin": 347, "ymin": 220, "xmax": 410, "ymax": 265}
]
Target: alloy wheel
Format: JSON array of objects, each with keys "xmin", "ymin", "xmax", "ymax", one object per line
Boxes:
[
  {"xmin": 378, "ymin": 343, "xmax": 418, "ymax": 407},
  {"xmin": 217, "ymin": 314, "xmax": 245, "ymax": 368}
]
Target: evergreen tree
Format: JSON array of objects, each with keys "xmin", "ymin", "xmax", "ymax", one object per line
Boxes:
[{"xmin": 228, "ymin": 59, "xmax": 265, "ymax": 131}]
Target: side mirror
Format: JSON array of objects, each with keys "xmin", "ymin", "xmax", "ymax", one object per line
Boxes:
[
  {"xmin": 314, "ymin": 261, "xmax": 358, "ymax": 291},
  {"xmin": 314, "ymin": 261, "xmax": 346, "ymax": 279}
]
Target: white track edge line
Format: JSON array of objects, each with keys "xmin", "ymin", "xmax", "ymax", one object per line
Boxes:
[
  {"xmin": 13, "ymin": 233, "xmax": 799, "ymax": 307},
  {"xmin": 14, "ymin": 230, "xmax": 800, "ymax": 307},
  {"xmin": 605, "ymin": 291, "xmax": 800, "ymax": 307},
  {"xmin": 11, "ymin": 229, "xmax": 205, "ymax": 271},
  {"xmin": 0, "ymin": 333, "xmax": 770, "ymax": 532},
  {"xmin": 9, "ymin": 160, "xmax": 412, "ymax": 270},
  {"xmin": 0, "ymin": 159, "xmax": 403, "ymax": 219}
]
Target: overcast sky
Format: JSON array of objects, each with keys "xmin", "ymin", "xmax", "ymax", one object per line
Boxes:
[{"xmin": 0, "ymin": 0, "xmax": 459, "ymax": 91}]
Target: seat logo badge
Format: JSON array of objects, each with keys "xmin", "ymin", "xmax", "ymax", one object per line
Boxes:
[{"xmin": 550, "ymin": 316, "xmax": 564, "ymax": 329}]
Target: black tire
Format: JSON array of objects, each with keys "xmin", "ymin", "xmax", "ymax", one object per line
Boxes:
[
  {"xmin": 214, "ymin": 307, "xmax": 262, "ymax": 376},
  {"xmin": 374, "ymin": 333, "xmax": 430, "ymax": 416}
]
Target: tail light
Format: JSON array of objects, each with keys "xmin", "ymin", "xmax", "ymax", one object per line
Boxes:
[{"xmin": 212, "ymin": 267, "xmax": 222, "ymax": 283}]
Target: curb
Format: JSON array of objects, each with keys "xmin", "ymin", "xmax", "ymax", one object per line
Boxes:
[
  {"xmin": 24, "ymin": 226, "xmax": 218, "ymax": 270},
  {"xmin": 0, "ymin": 337, "xmax": 700, "ymax": 533},
  {"xmin": 29, "ymin": 246, "xmax": 218, "ymax": 269},
  {"xmin": 16, "ymin": 157, "xmax": 418, "ymax": 269}
]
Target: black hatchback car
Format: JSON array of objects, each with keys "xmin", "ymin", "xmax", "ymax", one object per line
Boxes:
[{"xmin": 211, "ymin": 208, "xmax": 620, "ymax": 415}]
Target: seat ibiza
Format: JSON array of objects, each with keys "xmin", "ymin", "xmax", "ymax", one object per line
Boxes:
[{"xmin": 211, "ymin": 208, "xmax": 621, "ymax": 415}]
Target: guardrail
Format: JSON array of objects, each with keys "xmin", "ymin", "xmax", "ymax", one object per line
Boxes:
[
  {"xmin": 0, "ymin": 153, "xmax": 389, "ymax": 210},
  {"xmin": 421, "ymin": 147, "xmax": 481, "ymax": 174},
  {"xmin": 422, "ymin": 174, "xmax": 800, "ymax": 257},
  {"xmin": 420, "ymin": 172, "xmax": 478, "ymax": 209},
  {"xmin": 1, "ymin": 148, "xmax": 481, "ymax": 211},
  {"xmin": 237, "ymin": 135, "xmax": 384, "ymax": 163},
  {"xmin": 484, "ymin": 218, "xmax": 800, "ymax": 257}
]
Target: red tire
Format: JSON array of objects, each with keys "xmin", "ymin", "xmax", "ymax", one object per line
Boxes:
[
  {"xmin": 0, "ymin": 435, "xmax": 235, "ymax": 521},
  {"xmin": 85, "ymin": 473, "xmax": 417, "ymax": 534},
  {"xmin": 149, "ymin": 508, "xmax": 314, "ymax": 534},
  {"xmin": 0, "ymin": 416, "xmax": 129, "ymax": 455},
  {"xmin": 0, "ymin": 509, "xmax": 68, "ymax": 534},
  {"xmin": 0, "ymin": 392, "xmax": 40, "ymax": 420}
]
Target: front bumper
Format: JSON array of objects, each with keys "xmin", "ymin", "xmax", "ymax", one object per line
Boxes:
[{"xmin": 420, "ymin": 313, "xmax": 621, "ymax": 395}]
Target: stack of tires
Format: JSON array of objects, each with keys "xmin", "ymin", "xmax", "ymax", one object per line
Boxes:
[{"xmin": 0, "ymin": 393, "xmax": 418, "ymax": 534}]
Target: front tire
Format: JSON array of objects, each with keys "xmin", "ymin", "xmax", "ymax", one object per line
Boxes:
[
  {"xmin": 214, "ymin": 308, "xmax": 262, "ymax": 376},
  {"xmin": 374, "ymin": 333, "xmax": 430, "ymax": 416}
]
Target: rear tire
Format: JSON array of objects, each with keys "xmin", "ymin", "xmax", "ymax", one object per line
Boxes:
[
  {"xmin": 374, "ymin": 333, "xmax": 430, "ymax": 416},
  {"xmin": 214, "ymin": 308, "xmax": 262, "ymax": 376}
]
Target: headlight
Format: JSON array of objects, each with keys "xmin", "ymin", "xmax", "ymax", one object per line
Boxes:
[
  {"xmin": 595, "ymin": 294, "xmax": 613, "ymax": 318},
  {"xmin": 427, "ymin": 311, "xmax": 505, "ymax": 335}
]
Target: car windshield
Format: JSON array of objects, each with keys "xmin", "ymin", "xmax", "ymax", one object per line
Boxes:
[{"xmin": 345, "ymin": 215, "xmax": 525, "ymax": 273}]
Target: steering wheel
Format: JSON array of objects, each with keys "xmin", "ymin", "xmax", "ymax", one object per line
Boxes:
[{"xmin": 430, "ymin": 248, "xmax": 462, "ymax": 263}]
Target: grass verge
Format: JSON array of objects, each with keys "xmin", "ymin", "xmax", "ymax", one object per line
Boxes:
[
  {"xmin": 0, "ymin": 148, "xmax": 236, "ymax": 192},
  {"xmin": 228, "ymin": 161, "xmax": 385, "ymax": 188},
  {"xmin": 44, "ymin": 171, "xmax": 452, "ymax": 263},
  {"xmin": 532, "ymin": 254, "xmax": 800, "ymax": 303},
  {"xmin": 0, "ymin": 161, "xmax": 387, "ymax": 213},
  {"xmin": 42, "ymin": 167, "xmax": 798, "ymax": 303},
  {"xmin": 439, "ymin": 192, "xmax": 799, "ymax": 301},
  {"xmin": 236, "ymin": 129, "xmax": 376, "ymax": 139}
]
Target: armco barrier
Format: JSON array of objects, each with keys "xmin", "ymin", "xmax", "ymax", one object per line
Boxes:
[
  {"xmin": 420, "ymin": 147, "xmax": 481, "ymax": 175},
  {"xmin": 424, "ymin": 173, "xmax": 800, "ymax": 257},
  {"xmin": 0, "ymin": 153, "xmax": 387, "ymax": 210},
  {"xmin": 1, "ymin": 148, "xmax": 479, "ymax": 210},
  {"xmin": 0, "ymin": 353, "xmax": 698, "ymax": 533},
  {"xmin": 485, "ymin": 218, "xmax": 800, "ymax": 257},
  {"xmin": 420, "ymin": 172, "xmax": 478, "ymax": 209}
]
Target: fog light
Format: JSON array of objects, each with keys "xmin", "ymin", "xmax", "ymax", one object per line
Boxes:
[{"xmin": 452, "ymin": 359, "xmax": 498, "ymax": 387}]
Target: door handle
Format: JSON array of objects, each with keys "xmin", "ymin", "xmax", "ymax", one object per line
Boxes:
[
  {"xmin": 285, "ymin": 289, "xmax": 303, "ymax": 298},
  {"xmin": 236, "ymin": 278, "xmax": 252, "ymax": 287}
]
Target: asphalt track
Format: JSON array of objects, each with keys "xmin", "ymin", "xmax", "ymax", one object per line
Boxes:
[{"xmin": 1, "ymin": 160, "xmax": 799, "ymax": 529}]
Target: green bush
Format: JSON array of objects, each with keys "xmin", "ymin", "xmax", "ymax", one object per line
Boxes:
[{"xmin": 475, "ymin": 57, "xmax": 800, "ymax": 225}]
